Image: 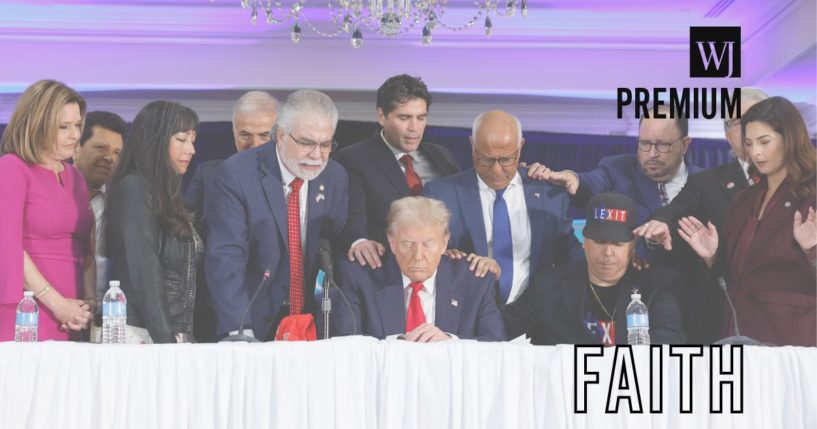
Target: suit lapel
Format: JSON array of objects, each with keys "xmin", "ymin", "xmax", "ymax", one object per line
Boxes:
[
  {"xmin": 259, "ymin": 144, "xmax": 289, "ymax": 243},
  {"xmin": 522, "ymin": 171, "xmax": 545, "ymax": 269},
  {"xmin": 434, "ymin": 259, "xmax": 462, "ymax": 335},
  {"xmin": 633, "ymin": 167, "xmax": 661, "ymax": 212},
  {"xmin": 304, "ymin": 175, "xmax": 328, "ymax": 272},
  {"xmin": 419, "ymin": 142, "xmax": 457, "ymax": 176},
  {"xmin": 738, "ymin": 181, "xmax": 797, "ymax": 274},
  {"xmin": 718, "ymin": 160, "xmax": 749, "ymax": 199},
  {"xmin": 366, "ymin": 133, "xmax": 410, "ymax": 195},
  {"xmin": 457, "ymin": 171, "xmax": 489, "ymax": 255},
  {"xmin": 376, "ymin": 257, "xmax": 407, "ymax": 336}
]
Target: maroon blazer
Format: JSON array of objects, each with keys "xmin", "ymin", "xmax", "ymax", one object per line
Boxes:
[{"xmin": 723, "ymin": 179, "xmax": 816, "ymax": 346}]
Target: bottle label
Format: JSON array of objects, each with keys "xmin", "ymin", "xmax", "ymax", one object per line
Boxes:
[
  {"xmin": 103, "ymin": 302, "xmax": 126, "ymax": 317},
  {"xmin": 16, "ymin": 312, "xmax": 38, "ymax": 326},
  {"xmin": 627, "ymin": 314, "xmax": 649, "ymax": 328}
]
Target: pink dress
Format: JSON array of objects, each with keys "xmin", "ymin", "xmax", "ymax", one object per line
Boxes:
[{"xmin": 0, "ymin": 154, "xmax": 93, "ymax": 341}]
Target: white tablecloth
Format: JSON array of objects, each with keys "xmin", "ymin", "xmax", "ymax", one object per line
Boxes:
[{"xmin": 0, "ymin": 337, "xmax": 814, "ymax": 428}]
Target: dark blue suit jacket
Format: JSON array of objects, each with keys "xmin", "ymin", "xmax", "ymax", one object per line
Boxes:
[
  {"xmin": 423, "ymin": 167, "xmax": 583, "ymax": 287},
  {"xmin": 332, "ymin": 256, "xmax": 506, "ymax": 341},
  {"xmin": 575, "ymin": 154, "xmax": 703, "ymax": 259},
  {"xmin": 205, "ymin": 143, "xmax": 348, "ymax": 339},
  {"xmin": 184, "ymin": 159, "xmax": 224, "ymax": 236}
]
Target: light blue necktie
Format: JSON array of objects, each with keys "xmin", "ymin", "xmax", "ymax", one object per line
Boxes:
[{"xmin": 492, "ymin": 188, "xmax": 513, "ymax": 303}]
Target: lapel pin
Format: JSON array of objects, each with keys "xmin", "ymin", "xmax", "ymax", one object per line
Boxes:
[
  {"xmin": 319, "ymin": 184, "xmax": 325, "ymax": 191},
  {"xmin": 316, "ymin": 194, "xmax": 325, "ymax": 203},
  {"xmin": 726, "ymin": 182, "xmax": 735, "ymax": 189},
  {"xmin": 534, "ymin": 192, "xmax": 540, "ymax": 198},
  {"xmin": 451, "ymin": 299, "xmax": 458, "ymax": 307},
  {"xmin": 784, "ymin": 201, "xmax": 791, "ymax": 208}
]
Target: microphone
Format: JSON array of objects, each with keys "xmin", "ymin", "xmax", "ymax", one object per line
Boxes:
[
  {"xmin": 318, "ymin": 238, "xmax": 334, "ymax": 280},
  {"xmin": 713, "ymin": 276, "xmax": 767, "ymax": 346},
  {"xmin": 219, "ymin": 265, "xmax": 273, "ymax": 343}
]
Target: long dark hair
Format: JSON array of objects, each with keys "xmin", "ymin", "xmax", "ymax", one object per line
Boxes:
[
  {"xmin": 108, "ymin": 100, "xmax": 199, "ymax": 239},
  {"xmin": 741, "ymin": 96, "xmax": 816, "ymax": 199}
]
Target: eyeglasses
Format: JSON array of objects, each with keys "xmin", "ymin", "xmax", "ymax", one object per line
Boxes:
[
  {"xmin": 724, "ymin": 118, "xmax": 740, "ymax": 132},
  {"xmin": 637, "ymin": 138, "xmax": 682, "ymax": 154},
  {"xmin": 474, "ymin": 149, "xmax": 519, "ymax": 167},
  {"xmin": 287, "ymin": 132, "xmax": 337, "ymax": 153}
]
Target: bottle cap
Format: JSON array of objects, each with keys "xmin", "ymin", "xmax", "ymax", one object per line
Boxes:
[
  {"xmin": 631, "ymin": 288, "xmax": 641, "ymax": 299},
  {"xmin": 109, "ymin": 280, "xmax": 120, "ymax": 288},
  {"xmin": 23, "ymin": 291, "xmax": 34, "ymax": 298}
]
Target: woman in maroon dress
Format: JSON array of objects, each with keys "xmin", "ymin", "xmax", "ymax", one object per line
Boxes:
[
  {"xmin": 0, "ymin": 80, "xmax": 94, "ymax": 340},
  {"xmin": 680, "ymin": 96, "xmax": 816, "ymax": 346}
]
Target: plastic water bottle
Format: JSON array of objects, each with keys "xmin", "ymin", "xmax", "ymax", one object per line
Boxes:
[
  {"xmin": 14, "ymin": 291, "xmax": 38, "ymax": 342},
  {"xmin": 626, "ymin": 289, "xmax": 650, "ymax": 345},
  {"xmin": 102, "ymin": 280, "xmax": 127, "ymax": 344}
]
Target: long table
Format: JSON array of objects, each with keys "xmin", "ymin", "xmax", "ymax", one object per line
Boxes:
[{"xmin": 0, "ymin": 337, "xmax": 814, "ymax": 428}]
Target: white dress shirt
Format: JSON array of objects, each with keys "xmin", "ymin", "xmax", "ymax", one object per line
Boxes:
[
  {"xmin": 476, "ymin": 172, "xmax": 532, "ymax": 304},
  {"xmin": 384, "ymin": 271, "xmax": 458, "ymax": 340},
  {"xmin": 91, "ymin": 185, "xmax": 109, "ymax": 312},
  {"xmin": 401, "ymin": 271, "xmax": 438, "ymax": 325},
  {"xmin": 738, "ymin": 158, "xmax": 753, "ymax": 184},
  {"xmin": 663, "ymin": 161, "xmax": 688, "ymax": 203}
]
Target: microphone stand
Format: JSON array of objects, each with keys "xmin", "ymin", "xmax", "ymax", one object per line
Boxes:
[
  {"xmin": 713, "ymin": 276, "xmax": 767, "ymax": 346},
  {"xmin": 219, "ymin": 268, "xmax": 272, "ymax": 343},
  {"xmin": 322, "ymin": 274, "xmax": 331, "ymax": 340}
]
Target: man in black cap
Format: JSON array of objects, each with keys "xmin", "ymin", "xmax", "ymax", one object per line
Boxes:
[{"xmin": 503, "ymin": 192, "xmax": 686, "ymax": 345}]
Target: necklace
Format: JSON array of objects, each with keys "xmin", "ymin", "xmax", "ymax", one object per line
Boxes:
[{"xmin": 588, "ymin": 278, "xmax": 616, "ymax": 320}]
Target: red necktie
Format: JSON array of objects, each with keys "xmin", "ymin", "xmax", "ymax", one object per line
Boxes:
[
  {"xmin": 288, "ymin": 178, "xmax": 304, "ymax": 315},
  {"xmin": 400, "ymin": 154, "xmax": 423, "ymax": 196},
  {"xmin": 406, "ymin": 282, "xmax": 426, "ymax": 333}
]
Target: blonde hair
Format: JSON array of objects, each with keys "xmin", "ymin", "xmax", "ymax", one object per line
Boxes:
[
  {"xmin": 0, "ymin": 80, "xmax": 86, "ymax": 163},
  {"xmin": 387, "ymin": 196, "xmax": 451, "ymax": 236}
]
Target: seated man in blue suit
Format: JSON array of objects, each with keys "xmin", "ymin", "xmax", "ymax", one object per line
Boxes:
[
  {"xmin": 424, "ymin": 110, "xmax": 583, "ymax": 305},
  {"xmin": 527, "ymin": 105, "xmax": 703, "ymax": 260},
  {"xmin": 206, "ymin": 89, "xmax": 348, "ymax": 341},
  {"xmin": 332, "ymin": 196, "xmax": 506, "ymax": 342}
]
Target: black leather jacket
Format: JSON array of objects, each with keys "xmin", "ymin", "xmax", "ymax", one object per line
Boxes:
[{"xmin": 107, "ymin": 174, "xmax": 203, "ymax": 343}]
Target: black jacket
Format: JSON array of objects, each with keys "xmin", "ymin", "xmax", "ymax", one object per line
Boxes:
[
  {"xmin": 107, "ymin": 174, "xmax": 203, "ymax": 343},
  {"xmin": 503, "ymin": 259, "xmax": 686, "ymax": 345},
  {"xmin": 649, "ymin": 160, "xmax": 751, "ymax": 343},
  {"xmin": 332, "ymin": 131, "xmax": 459, "ymax": 251}
]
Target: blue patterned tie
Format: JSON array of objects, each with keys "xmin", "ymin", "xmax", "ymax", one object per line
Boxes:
[{"xmin": 492, "ymin": 188, "xmax": 514, "ymax": 303}]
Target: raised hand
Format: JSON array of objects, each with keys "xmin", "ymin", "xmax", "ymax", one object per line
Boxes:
[
  {"xmin": 677, "ymin": 216, "xmax": 718, "ymax": 268},
  {"xmin": 794, "ymin": 207, "xmax": 817, "ymax": 252}
]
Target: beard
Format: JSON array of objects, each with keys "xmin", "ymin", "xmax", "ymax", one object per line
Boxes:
[{"xmin": 281, "ymin": 155, "xmax": 326, "ymax": 181}]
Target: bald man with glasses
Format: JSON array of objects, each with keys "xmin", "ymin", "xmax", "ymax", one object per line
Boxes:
[{"xmin": 424, "ymin": 110, "xmax": 583, "ymax": 307}]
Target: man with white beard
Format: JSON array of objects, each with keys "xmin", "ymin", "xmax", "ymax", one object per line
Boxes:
[{"xmin": 205, "ymin": 89, "xmax": 348, "ymax": 341}]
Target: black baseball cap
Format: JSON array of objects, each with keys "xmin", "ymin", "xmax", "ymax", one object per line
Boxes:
[{"xmin": 582, "ymin": 192, "xmax": 638, "ymax": 242}]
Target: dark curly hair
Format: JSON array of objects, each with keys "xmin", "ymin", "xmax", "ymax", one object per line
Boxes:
[{"xmin": 107, "ymin": 100, "xmax": 199, "ymax": 239}]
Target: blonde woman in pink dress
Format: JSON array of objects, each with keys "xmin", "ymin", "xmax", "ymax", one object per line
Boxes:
[{"xmin": 0, "ymin": 80, "xmax": 95, "ymax": 341}]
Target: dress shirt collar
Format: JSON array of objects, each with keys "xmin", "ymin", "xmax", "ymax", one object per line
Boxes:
[
  {"xmin": 476, "ymin": 170, "xmax": 523, "ymax": 196},
  {"xmin": 381, "ymin": 129, "xmax": 418, "ymax": 162},
  {"xmin": 401, "ymin": 270, "xmax": 437, "ymax": 296},
  {"xmin": 665, "ymin": 160, "xmax": 687, "ymax": 187}
]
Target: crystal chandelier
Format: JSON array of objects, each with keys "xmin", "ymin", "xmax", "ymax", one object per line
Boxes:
[{"xmin": 238, "ymin": 0, "xmax": 528, "ymax": 48}]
